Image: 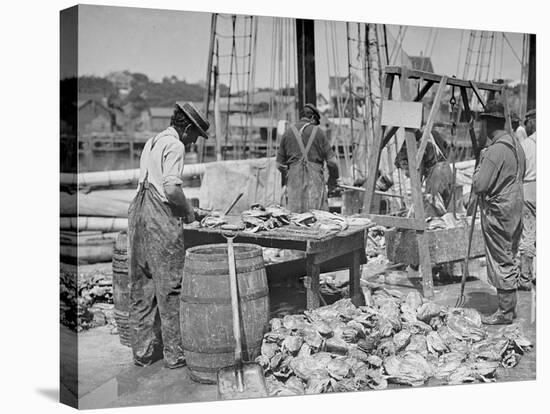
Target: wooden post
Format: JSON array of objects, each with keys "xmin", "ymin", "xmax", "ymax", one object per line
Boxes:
[
  {"xmin": 350, "ymin": 249, "xmax": 365, "ymax": 306},
  {"xmin": 362, "ymin": 73, "xmax": 394, "ymax": 212},
  {"xmin": 415, "ymin": 76, "xmax": 447, "ymax": 166},
  {"xmin": 398, "ymin": 67, "xmax": 434, "ymax": 298},
  {"xmin": 296, "ymin": 19, "xmax": 316, "ymax": 110},
  {"xmin": 460, "ymin": 86, "xmax": 480, "ymax": 160},
  {"xmin": 305, "ymin": 255, "xmax": 320, "ymax": 309},
  {"xmin": 527, "ymin": 34, "xmax": 536, "ymax": 112}
]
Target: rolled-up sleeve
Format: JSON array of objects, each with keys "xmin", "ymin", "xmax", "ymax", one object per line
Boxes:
[{"xmin": 162, "ymin": 141, "xmax": 185, "ymax": 187}]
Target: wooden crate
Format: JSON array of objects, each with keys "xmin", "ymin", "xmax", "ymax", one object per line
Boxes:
[{"xmin": 385, "ymin": 223, "xmax": 485, "ymax": 266}]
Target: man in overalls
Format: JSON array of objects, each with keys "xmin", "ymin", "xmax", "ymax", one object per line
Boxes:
[
  {"xmin": 276, "ymin": 104, "xmax": 339, "ymax": 213},
  {"xmin": 394, "ymin": 128, "xmax": 453, "ymax": 217},
  {"xmin": 472, "ymin": 100, "xmax": 525, "ymax": 325},
  {"xmin": 128, "ymin": 102, "xmax": 209, "ymax": 367}
]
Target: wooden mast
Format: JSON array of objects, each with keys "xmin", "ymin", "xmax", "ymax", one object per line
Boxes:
[
  {"xmin": 199, "ymin": 13, "xmax": 218, "ymax": 163},
  {"xmin": 527, "ymin": 34, "xmax": 536, "ymax": 111},
  {"xmin": 296, "ymin": 19, "xmax": 317, "ymax": 110}
]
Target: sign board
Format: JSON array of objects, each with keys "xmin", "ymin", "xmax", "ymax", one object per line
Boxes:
[{"xmin": 380, "ymin": 100, "xmax": 423, "ymax": 129}]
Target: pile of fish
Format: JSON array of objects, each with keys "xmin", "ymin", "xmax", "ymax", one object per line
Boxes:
[
  {"xmin": 60, "ymin": 265, "xmax": 116, "ymax": 332},
  {"xmin": 257, "ymin": 291, "xmax": 532, "ymax": 396},
  {"xmin": 200, "ymin": 204, "xmax": 366, "ymax": 235}
]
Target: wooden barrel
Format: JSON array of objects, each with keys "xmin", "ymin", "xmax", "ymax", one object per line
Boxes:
[
  {"xmin": 180, "ymin": 243, "xmax": 270, "ymax": 384},
  {"xmin": 112, "ymin": 231, "xmax": 131, "ymax": 347}
]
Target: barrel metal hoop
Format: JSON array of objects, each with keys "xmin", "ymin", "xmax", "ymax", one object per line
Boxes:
[
  {"xmin": 184, "ymin": 264, "xmax": 265, "ymax": 276},
  {"xmin": 180, "ymin": 288, "xmax": 269, "ymax": 304},
  {"xmin": 183, "ymin": 341, "xmax": 262, "ymax": 354}
]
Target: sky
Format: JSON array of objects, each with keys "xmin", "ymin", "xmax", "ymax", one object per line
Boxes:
[{"xmin": 77, "ymin": 4, "xmax": 527, "ymax": 98}]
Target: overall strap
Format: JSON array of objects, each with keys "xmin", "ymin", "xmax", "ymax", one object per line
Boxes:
[
  {"xmin": 143, "ymin": 135, "xmax": 161, "ymax": 184},
  {"xmin": 289, "ymin": 124, "xmax": 309, "ymax": 159},
  {"xmin": 494, "ymin": 139, "xmax": 522, "ymax": 182},
  {"xmin": 289, "ymin": 124, "xmax": 318, "ymax": 159}
]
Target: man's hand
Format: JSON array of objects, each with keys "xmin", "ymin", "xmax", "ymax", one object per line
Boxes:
[{"xmin": 184, "ymin": 210, "xmax": 196, "ymax": 224}]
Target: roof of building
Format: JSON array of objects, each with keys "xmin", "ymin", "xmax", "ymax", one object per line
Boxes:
[
  {"xmin": 78, "ymin": 99, "xmax": 111, "ymax": 113},
  {"xmin": 410, "ymin": 55, "xmax": 434, "ymax": 73}
]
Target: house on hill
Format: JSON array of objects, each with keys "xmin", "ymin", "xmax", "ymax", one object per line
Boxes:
[
  {"xmin": 150, "ymin": 107, "xmax": 174, "ymax": 132},
  {"xmin": 78, "ymin": 99, "xmax": 113, "ymax": 134}
]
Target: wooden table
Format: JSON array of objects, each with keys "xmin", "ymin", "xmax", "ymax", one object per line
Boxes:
[{"xmin": 183, "ymin": 223, "xmax": 373, "ymax": 309}]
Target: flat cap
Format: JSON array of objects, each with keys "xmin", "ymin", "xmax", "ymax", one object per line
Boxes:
[
  {"xmin": 303, "ymin": 103, "xmax": 321, "ymax": 120},
  {"xmin": 479, "ymin": 100, "xmax": 505, "ymax": 119}
]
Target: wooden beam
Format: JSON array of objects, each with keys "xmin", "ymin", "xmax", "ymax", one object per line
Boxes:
[
  {"xmin": 380, "ymin": 80, "xmax": 434, "ymax": 149},
  {"xmin": 415, "ymin": 76, "xmax": 448, "ymax": 167},
  {"xmin": 404, "ymin": 115, "xmax": 434, "ymax": 297},
  {"xmin": 296, "ymin": 19, "xmax": 316, "ymax": 110},
  {"xmin": 469, "ymin": 80, "xmax": 486, "ymax": 109},
  {"xmin": 365, "ymin": 214, "xmax": 425, "ymax": 230},
  {"xmin": 362, "ymin": 73, "xmax": 394, "ymax": 212},
  {"xmin": 527, "ymin": 34, "xmax": 536, "ymax": 112},
  {"xmin": 385, "ymin": 66, "xmax": 504, "ymax": 92}
]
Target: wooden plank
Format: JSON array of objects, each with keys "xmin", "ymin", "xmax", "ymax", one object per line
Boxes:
[
  {"xmin": 403, "ymin": 116, "xmax": 433, "ymax": 297},
  {"xmin": 469, "ymin": 80, "xmax": 486, "ymax": 109},
  {"xmin": 385, "ymin": 223, "xmax": 486, "ymax": 265},
  {"xmin": 460, "ymin": 86, "xmax": 480, "ymax": 160},
  {"xmin": 309, "ymin": 230, "xmax": 366, "ymax": 261},
  {"xmin": 349, "ymin": 249, "xmax": 365, "ymax": 306},
  {"xmin": 380, "ymin": 100, "xmax": 423, "ymax": 129},
  {"xmin": 415, "ymin": 76, "xmax": 448, "ymax": 167},
  {"xmin": 366, "ymin": 214, "xmax": 425, "ymax": 230},
  {"xmin": 380, "ymin": 80, "xmax": 434, "ymax": 152},
  {"xmin": 362, "ymin": 73, "xmax": 394, "ymax": 212},
  {"xmin": 417, "ymin": 230, "xmax": 434, "ymax": 297},
  {"xmin": 385, "ymin": 66, "xmax": 504, "ymax": 92}
]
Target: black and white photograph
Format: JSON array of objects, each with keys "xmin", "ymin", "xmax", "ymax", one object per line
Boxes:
[{"xmin": 56, "ymin": 1, "xmax": 539, "ymax": 410}]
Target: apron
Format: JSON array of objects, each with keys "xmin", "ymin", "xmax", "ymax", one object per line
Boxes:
[
  {"xmin": 127, "ymin": 136, "xmax": 186, "ymax": 366},
  {"xmin": 286, "ymin": 124, "xmax": 328, "ymax": 213},
  {"xmin": 479, "ymin": 138, "xmax": 524, "ymax": 291}
]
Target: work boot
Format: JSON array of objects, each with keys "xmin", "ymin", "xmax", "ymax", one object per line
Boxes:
[
  {"xmin": 481, "ymin": 289, "xmax": 517, "ymax": 325},
  {"xmin": 165, "ymin": 355, "xmax": 186, "ymax": 369}
]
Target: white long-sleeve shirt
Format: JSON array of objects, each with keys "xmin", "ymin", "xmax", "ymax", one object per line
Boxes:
[
  {"xmin": 138, "ymin": 127, "xmax": 186, "ymax": 202},
  {"xmin": 521, "ymin": 132, "xmax": 536, "ymax": 182}
]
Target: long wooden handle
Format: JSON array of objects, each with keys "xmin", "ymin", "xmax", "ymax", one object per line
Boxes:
[
  {"xmin": 461, "ymin": 196, "xmax": 478, "ymax": 288},
  {"xmin": 226, "ymin": 237, "xmax": 244, "ymax": 391},
  {"xmin": 224, "ymin": 192, "xmax": 244, "ymax": 215}
]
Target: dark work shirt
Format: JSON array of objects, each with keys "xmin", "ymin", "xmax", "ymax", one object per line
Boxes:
[
  {"xmin": 473, "ymin": 131, "xmax": 526, "ymax": 197},
  {"xmin": 395, "ymin": 135, "xmax": 446, "ymax": 180},
  {"xmin": 277, "ymin": 119, "xmax": 335, "ymax": 166}
]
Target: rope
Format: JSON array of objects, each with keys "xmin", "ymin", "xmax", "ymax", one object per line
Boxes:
[{"xmin": 502, "ymin": 33, "xmax": 523, "ymax": 64}]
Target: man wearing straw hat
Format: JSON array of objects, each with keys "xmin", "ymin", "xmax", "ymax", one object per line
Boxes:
[
  {"xmin": 128, "ymin": 102, "xmax": 209, "ymax": 368},
  {"xmin": 472, "ymin": 100, "xmax": 525, "ymax": 325}
]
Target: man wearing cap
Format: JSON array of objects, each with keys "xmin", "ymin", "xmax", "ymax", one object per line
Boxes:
[
  {"xmin": 518, "ymin": 109, "xmax": 536, "ymax": 289},
  {"xmin": 472, "ymin": 100, "xmax": 526, "ymax": 325},
  {"xmin": 394, "ymin": 128, "xmax": 453, "ymax": 217},
  {"xmin": 511, "ymin": 112, "xmax": 528, "ymax": 142},
  {"xmin": 276, "ymin": 104, "xmax": 339, "ymax": 213},
  {"xmin": 128, "ymin": 102, "xmax": 209, "ymax": 367}
]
